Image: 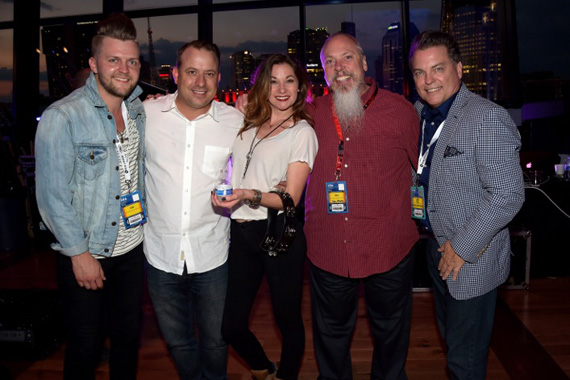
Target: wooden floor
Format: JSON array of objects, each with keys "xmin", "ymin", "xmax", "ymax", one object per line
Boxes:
[{"xmin": 1, "ymin": 247, "xmax": 569, "ymax": 380}]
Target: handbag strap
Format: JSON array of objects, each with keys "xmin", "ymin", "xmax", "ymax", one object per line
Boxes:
[{"xmin": 260, "ymin": 191, "xmax": 297, "ymax": 256}]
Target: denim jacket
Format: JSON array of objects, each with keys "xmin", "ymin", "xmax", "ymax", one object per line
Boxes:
[{"xmin": 35, "ymin": 72, "xmax": 145, "ymax": 257}]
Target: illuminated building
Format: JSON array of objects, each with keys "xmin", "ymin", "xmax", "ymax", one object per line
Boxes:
[
  {"xmin": 41, "ymin": 22, "xmax": 96, "ymax": 98},
  {"xmin": 441, "ymin": 0, "xmax": 519, "ymax": 104},
  {"xmin": 381, "ymin": 22, "xmax": 419, "ymax": 95},
  {"xmin": 230, "ymin": 50, "xmax": 256, "ymax": 90},
  {"xmin": 287, "ymin": 27, "xmax": 329, "ymax": 88}
]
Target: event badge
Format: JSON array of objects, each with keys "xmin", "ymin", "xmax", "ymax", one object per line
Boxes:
[
  {"xmin": 326, "ymin": 181, "xmax": 348, "ymax": 214},
  {"xmin": 410, "ymin": 186, "xmax": 426, "ymax": 220},
  {"xmin": 120, "ymin": 190, "xmax": 147, "ymax": 229}
]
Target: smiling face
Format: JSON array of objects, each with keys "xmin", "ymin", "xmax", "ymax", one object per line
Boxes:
[
  {"xmin": 267, "ymin": 63, "xmax": 299, "ymax": 115},
  {"xmin": 173, "ymin": 46, "xmax": 220, "ymax": 120},
  {"xmin": 411, "ymin": 45, "xmax": 463, "ymax": 109},
  {"xmin": 321, "ymin": 34, "xmax": 368, "ymax": 95},
  {"xmin": 89, "ymin": 37, "xmax": 140, "ymax": 101}
]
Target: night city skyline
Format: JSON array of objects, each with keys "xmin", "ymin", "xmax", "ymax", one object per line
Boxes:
[{"xmin": 0, "ymin": 0, "xmax": 569, "ymax": 103}]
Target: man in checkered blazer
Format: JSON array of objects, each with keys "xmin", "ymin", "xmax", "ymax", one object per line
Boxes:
[{"xmin": 409, "ymin": 30, "xmax": 525, "ymax": 380}]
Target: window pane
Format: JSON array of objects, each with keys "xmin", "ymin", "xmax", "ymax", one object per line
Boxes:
[
  {"xmin": 213, "ymin": 7, "xmax": 299, "ymax": 93},
  {"xmin": 306, "ymin": 2, "xmax": 403, "ymax": 94},
  {"xmin": 0, "ymin": 29, "xmax": 13, "ymax": 104},
  {"xmin": 41, "ymin": 0, "xmax": 102, "ymax": 18},
  {"xmin": 132, "ymin": 15, "xmax": 198, "ymax": 92},
  {"xmin": 213, "ymin": 0, "xmax": 264, "ymax": 3},
  {"xmin": 410, "ymin": 0, "xmax": 441, "ymax": 33},
  {"xmin": 40, "ymin": 22, "xmax": 96, "ymax": 98},
  {"xmin": 0, "ymin": 1, "xmax": 13, "ymax": 22},
  {"xmin": 125, "ymin": 0, "xmax": 198, "ymax": 11}
]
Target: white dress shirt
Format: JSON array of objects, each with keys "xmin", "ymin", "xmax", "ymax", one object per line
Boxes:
[{"xmin": 143, "ymin": 93, "xmax": 244, "ymax": 275}]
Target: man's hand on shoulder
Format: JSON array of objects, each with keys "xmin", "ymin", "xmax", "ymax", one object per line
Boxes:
[
  {"xmin": 437, "ymin": 240, "xmax": 465, "ymax": 281},
  {"xmin": 235, "ymin": 93, "xmax": 248, "ymax": 114},
  {"xmin": 71, "ymin": 251, "xmax": 106, "ymax": 290}
]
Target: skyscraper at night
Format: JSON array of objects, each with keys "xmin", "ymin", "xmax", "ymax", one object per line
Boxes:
[
  {"xmin": 441, "ymin": 0, "xmax": 519, "ymax": 104},
  {"xmin": 41, "ymin": 22, "xmax": 96, "ymax": 98},
  {"xmin": 381, "ymin": 22, "xmax": 419, "ymax": 95},
  {"xmin": 230, "ymin": 50, "xmax": 256, "ymax": 90},
  {"xmin": 287, "ymin": 28, "xmax": 329, "ymax": 88}
]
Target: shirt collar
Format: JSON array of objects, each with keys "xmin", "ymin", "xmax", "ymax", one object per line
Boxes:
[
  {"xmin": 421, "ymin": 89, "xmax": 459, "ymax": 122},
  {"xmin": 166, "ymin": 92, "xmax": 219, "ymax": 122}
]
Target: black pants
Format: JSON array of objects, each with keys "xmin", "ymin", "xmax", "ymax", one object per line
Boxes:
[
  {"xmin": 57, "ymin": 244, "xmax": 144, "ymax": 380},
  {"xmin": 222, "ymin": 217, "xmax": 306, "ymax": 380},
  {"xmin": 309, "ymin": 250, "xmax": 415, "ymax": 380}
]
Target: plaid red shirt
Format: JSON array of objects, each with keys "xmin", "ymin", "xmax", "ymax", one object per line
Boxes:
[{"xmin": 304, "ymin": 78, "xmax": 420, "ymax": 278}]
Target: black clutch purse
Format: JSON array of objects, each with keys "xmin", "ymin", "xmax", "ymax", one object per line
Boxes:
[{"xmin": 260, "ymin": 191, "xmax": 297, "ymax": 256}]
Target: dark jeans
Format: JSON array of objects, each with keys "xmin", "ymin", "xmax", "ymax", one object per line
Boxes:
[
  {"xmin": 426, "ymin": 237, "xmax": 498, "ymax": 380},
  {"xmin": 146, "ymin": 260, "xmax": 228, "ymax": 380},
  {"xmin": 57, "ymin": 243, "xmax": 144, "ymax": 380},
  {"xmin": 222, "ymin": 217, "xmax": 306, "ymax": 380},
  {"xmin": 310, "ymin": 250, "xmax": 414, "ymax": 380}
]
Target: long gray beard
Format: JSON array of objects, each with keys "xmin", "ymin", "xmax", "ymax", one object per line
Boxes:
[{"xmin": 332, "ymin": 85, "xmax": 365, "ymax": 134}]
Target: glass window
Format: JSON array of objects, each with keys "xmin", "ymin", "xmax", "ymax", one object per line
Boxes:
[
  {"xmin": 213, "ymin": 7, "xmax": 299, "ymax": 93},
  {"xmin": 125, "ymin": 0, "xmax": 198, "ymax": 11},
  {"xmin": 306, "ymin": 2, "xmax": 403, "ymax": 94},
  {"xmin": 0, "ymin": 1, "xmax": 13, "ymax": 22},
  {"xmin": 0, "ymin": 29, "xmax": 13, "ymax": 103},
  {"xmin": 40, "ymin": 0, "xmax": 102, "ymax": 18},
  {"xmin": 410, "ymin": 0, "xmax": 441, "ymax": 33},
  {"xmin": 213, "ymin": 0, "xmax": 264, "ymax": 3},
  {"xmin": 132, "ymin": 14, "xmax": 198, "ymax": 92}
]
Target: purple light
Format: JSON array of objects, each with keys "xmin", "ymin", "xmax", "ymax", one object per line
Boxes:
[{"xmin": 526, "ymin": 162, "xmax": 532, "ymax": 169}]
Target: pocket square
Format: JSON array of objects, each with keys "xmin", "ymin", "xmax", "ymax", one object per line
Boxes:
[{"xmin": 443, "ymin": 145, "xmax": 464, "ymax": 158}]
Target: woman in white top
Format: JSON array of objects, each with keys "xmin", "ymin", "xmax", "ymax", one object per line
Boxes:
[{"xmin": 212, "ymin": 54, "xmax": 318, "ymax": 380}]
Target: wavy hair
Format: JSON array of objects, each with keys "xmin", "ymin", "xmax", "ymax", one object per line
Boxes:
[{"xmin": 240, "ymin": 54, "xmax": 313, "ymax": 136}]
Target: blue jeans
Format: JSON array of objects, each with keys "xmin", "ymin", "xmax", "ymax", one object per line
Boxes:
[
  {"xmin": 146, "ymin": 261, "xmax": 228, "ymax": 380},
  {"xmin": 426, "ymin": 237, "xmax": 498, "ymax": 380}
]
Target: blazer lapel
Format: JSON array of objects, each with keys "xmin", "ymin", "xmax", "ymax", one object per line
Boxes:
[{"xmin": 428, "ymin": 84, "xmax": 469, "ymax": 192}]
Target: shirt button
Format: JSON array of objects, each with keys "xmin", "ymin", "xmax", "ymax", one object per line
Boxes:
[
  {"xmin": 344, "ymin": 217, "xmax": 348, "ymax": 221},
  {"xmin": 111, "ymin": 222, "xmax": 117, "ymax": 226},
  {"xmin": 116, "ymin": 166, "xmax": 119, "ymax": 171},
  {"xmin": 104, "ymin": 248, "xmax": 109, "ymax": 253},
  {"xmin": 184, "ymin": 212, "xmax": 187, "ymax": 215},
  {"xmin": 431, "ymin": 121, "xmax": 435, "ymax": 125},
  {"xmin": 346, "ymin": 137, "xmax": 350, "ymax": 141},
  {"xmin": 108, "ymin": 115, "xmax": 113, "ymax": 120},
  {"xmin": 187, "ymin": 144, "xmax": 191, "ymax": 147},
  {"xmin": 115, "ymin": 195, "xmax": 120, "ymax": 200},
  {"xmin": 186, "ymin": 166, "xmax": 190, "ymax": 170},
  {"xmin": 344, "ymin": 164, "xmax": 348, "ymax": 168},
  {"xmin": 343, "ymin": 240, "xmax": 347, "ymax": 243}
]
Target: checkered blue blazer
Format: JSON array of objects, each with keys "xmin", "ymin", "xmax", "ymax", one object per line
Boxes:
[{"xmin": 414, "ymin": 84, "xmax": 525, "ymax": 300}]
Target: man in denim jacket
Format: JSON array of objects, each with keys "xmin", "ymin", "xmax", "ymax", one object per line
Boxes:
[{"xmin": 35, "ymin": 14, "xmax": 146, "ymax": 380}]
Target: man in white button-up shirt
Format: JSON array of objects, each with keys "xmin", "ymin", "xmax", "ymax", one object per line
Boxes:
[{"xmin": 143, "ymin": 40, "xmax": 243, "ymax": 380}]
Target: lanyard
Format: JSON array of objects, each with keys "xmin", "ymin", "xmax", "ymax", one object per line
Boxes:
[
  {"xmin": 114, "ymin": 116, "xmax": 135, "ymax": 190},
  {"xmin": 330, "ymin": 85, "xmax": 378, "ymax": 180},
  {"xmin": 417, "ymin": 119, "xmax": 445, "ymax": 176},
  {"xmin": 241, "ymin": 114, "xmax": 293, "ymax": 186}
]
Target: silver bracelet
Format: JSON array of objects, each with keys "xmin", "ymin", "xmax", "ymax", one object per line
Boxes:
[{"xmin": 244, "ymin": 189, "xmax": 262, "ymax": 208}]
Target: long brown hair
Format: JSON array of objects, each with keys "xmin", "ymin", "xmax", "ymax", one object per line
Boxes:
[{"xmin": 240, "ymin": 54, "xmax": 313, "ymax": 136}]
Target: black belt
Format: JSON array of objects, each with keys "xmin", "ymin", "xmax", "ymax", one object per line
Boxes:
[{"xmin": 260, "ymin": 191, "xmax": 297, "ymax": 256}]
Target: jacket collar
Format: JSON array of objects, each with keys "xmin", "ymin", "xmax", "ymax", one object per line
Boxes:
[{"xmin": 84, "ymin": 72, "xmax": 143, "ymax": 119}]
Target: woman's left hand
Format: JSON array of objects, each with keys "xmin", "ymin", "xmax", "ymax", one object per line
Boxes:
[{"xmin": 211, "ymin": 189, "xmax": 248, "ymax": 209}]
